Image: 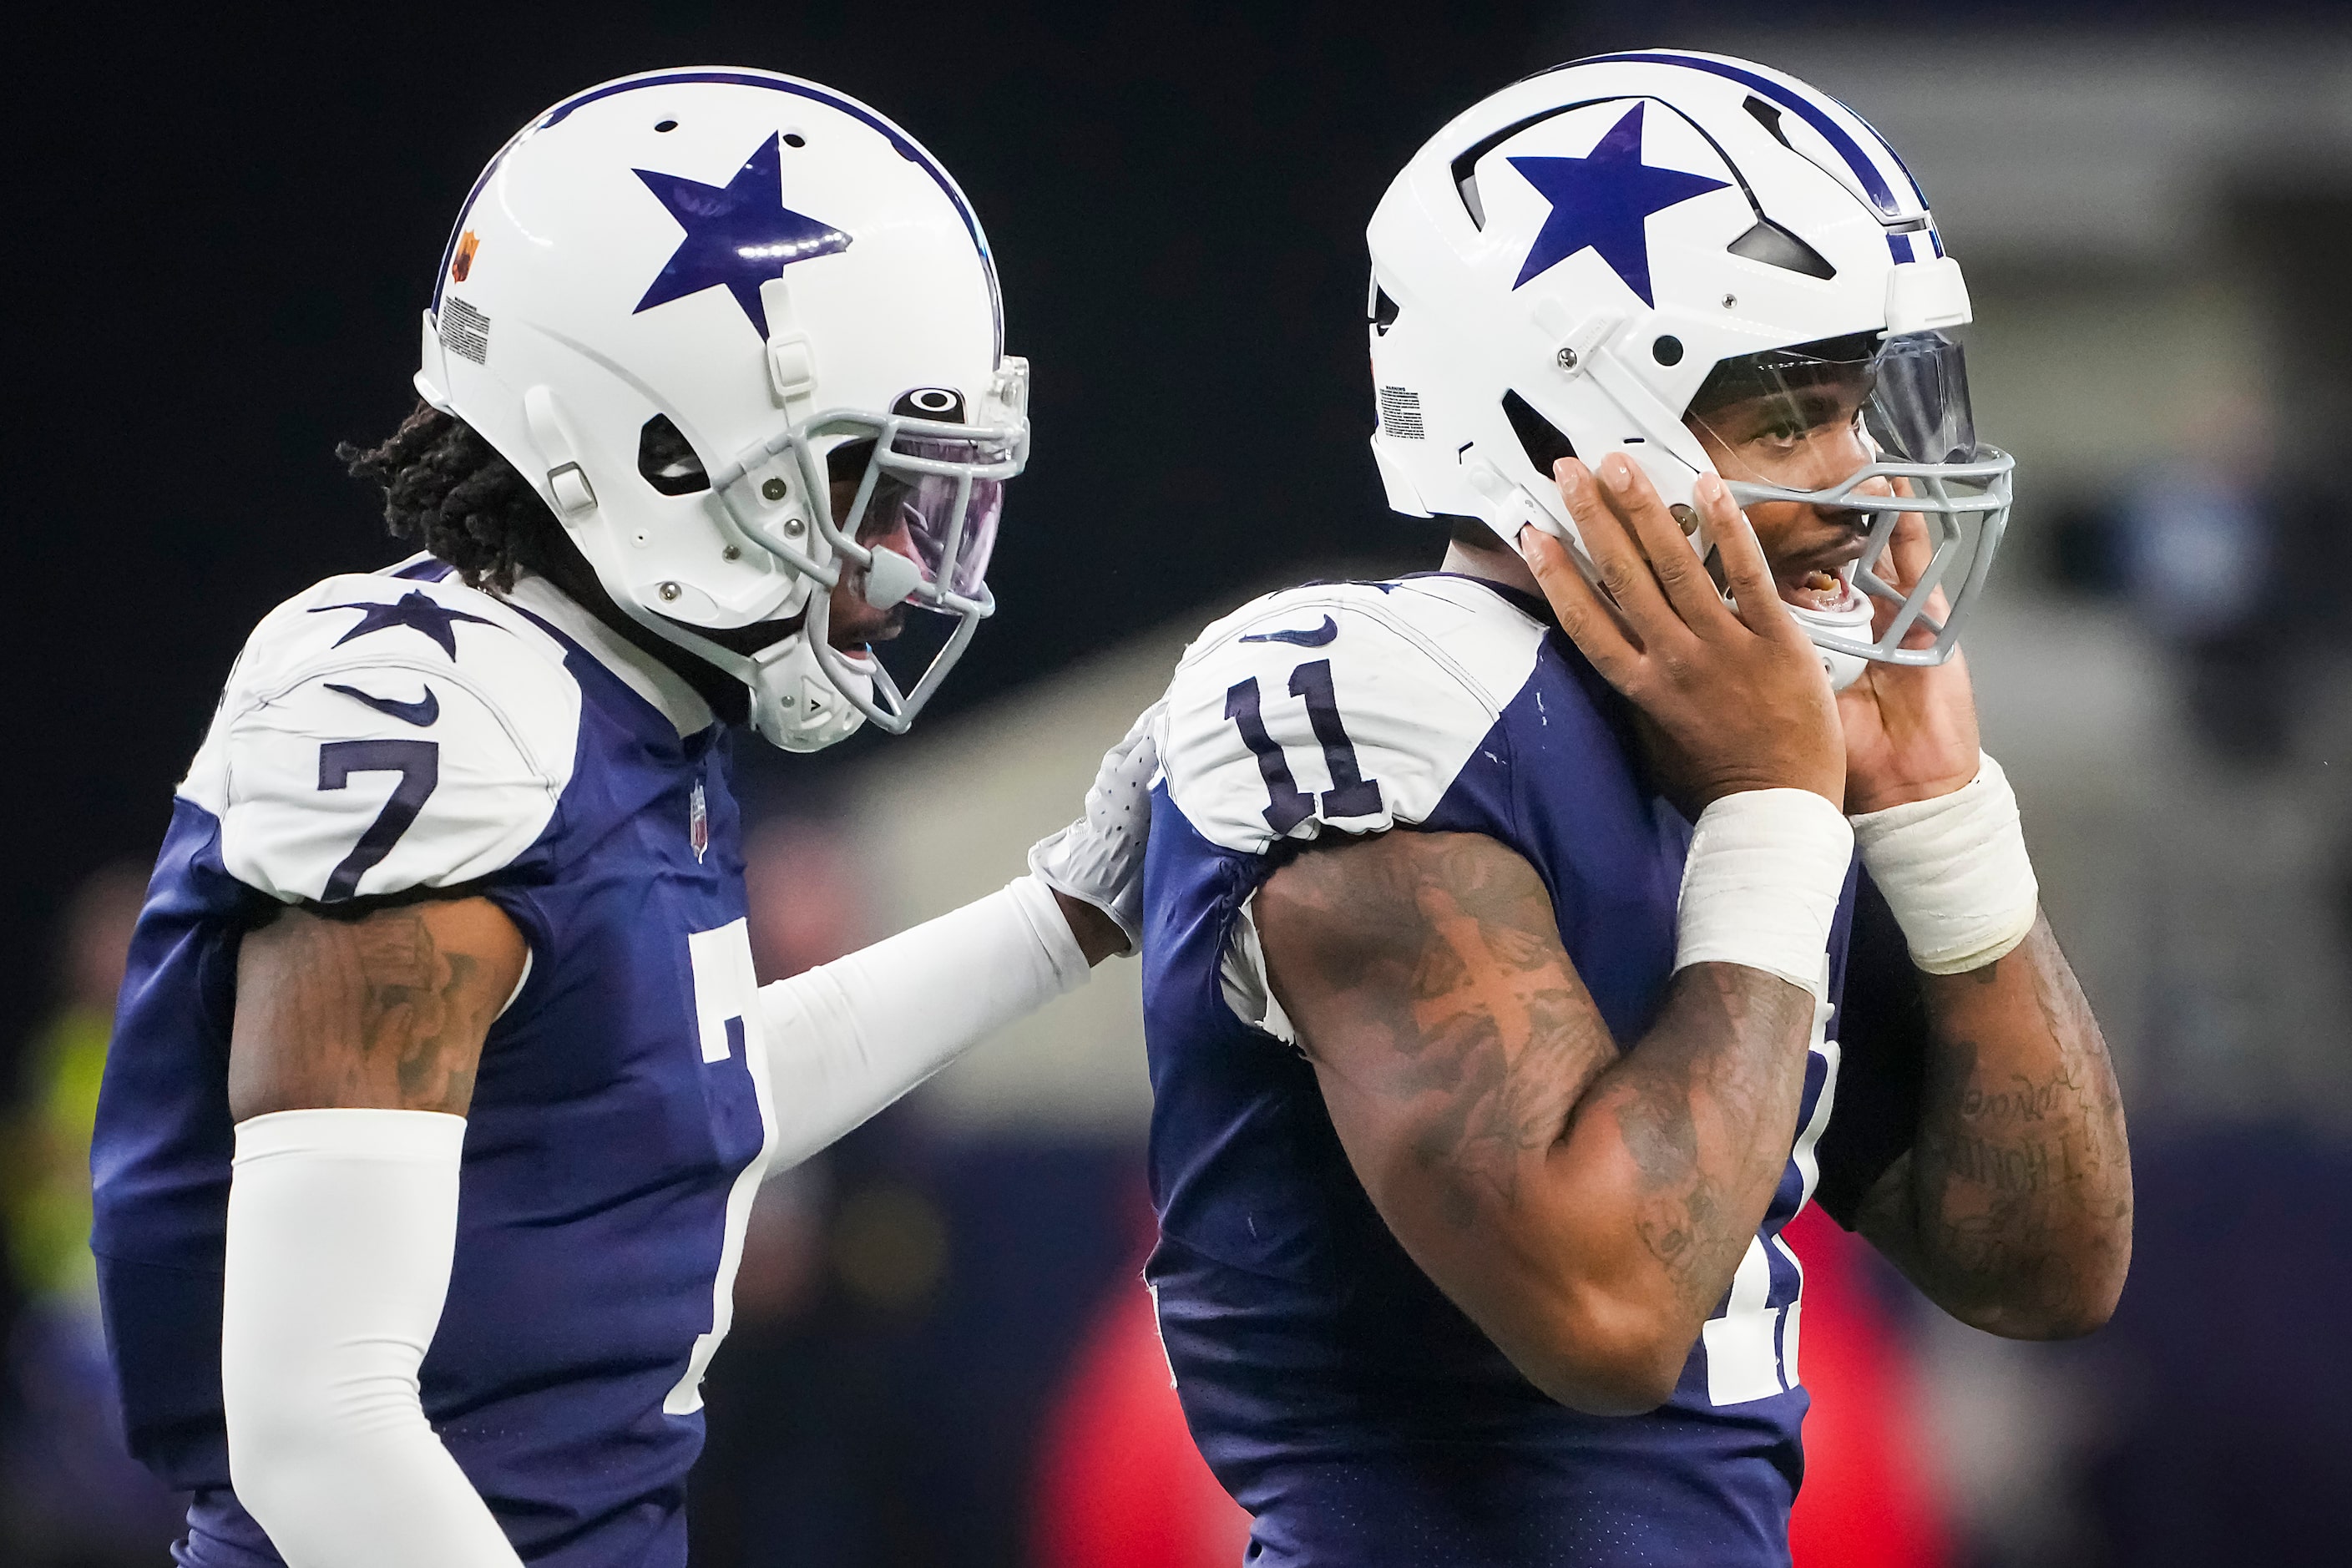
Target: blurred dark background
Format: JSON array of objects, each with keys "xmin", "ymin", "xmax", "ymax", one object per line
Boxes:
[{"xmin": 9, "ymin": 3, "xmax": 2352, "ymax": 1565}]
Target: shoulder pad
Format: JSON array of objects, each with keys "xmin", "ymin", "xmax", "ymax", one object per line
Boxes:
[
  {"xmin": 186, "ymin": 572, "xmax": 583, "ymax": 904},
  {"xmin": 1161, "ymin": 578, "xmax": 1545, "ymax": 854}
]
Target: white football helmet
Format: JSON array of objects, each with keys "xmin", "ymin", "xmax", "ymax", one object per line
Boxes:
[
  {"xmin": 415, "ymin": 68, "xmax": 1028, "ymax": 749},
  {"xmin": 1367, "ymin": 50, "xmax": 2011, "ymax": 688}
]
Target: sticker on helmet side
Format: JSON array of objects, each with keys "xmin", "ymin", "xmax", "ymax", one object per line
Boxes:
[
  {"xmin": 1378, "ymin": 387, "xmax": 1424, "ymax": 440},
  {"xmin": 438, "ymin": 297, "xmax": 490, "ymax": 367},
  {"xmin": 893, "ymin": 387, "xmax": 965, "ymax": 420}
]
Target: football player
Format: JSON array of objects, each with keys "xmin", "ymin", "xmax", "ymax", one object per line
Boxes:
[
  {"xmin": 1140, "ymin": 52, "xmax": 2132, "ymax": 1564},
  {"xmin": 92, "ymin": 70, "xmax": 1154, "ymax": 1568}
]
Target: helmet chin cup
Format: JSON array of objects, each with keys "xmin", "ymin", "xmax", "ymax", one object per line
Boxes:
[
  {"xmin": 748, "ymin": 634, "xmax": 871, "ymax": 752},
  {"xmin": 1784, "ymin": 595, "xmax": 1874, "ymax": 691}
]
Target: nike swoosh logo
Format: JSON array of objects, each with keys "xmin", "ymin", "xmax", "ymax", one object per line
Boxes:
[
  {"xmin": 1240, "ymin": 615, "xmax": 1338, "ymax": 647},
  {"xmin": 326, "ymin": 682, "xmax": 440, "ymax": 727}
]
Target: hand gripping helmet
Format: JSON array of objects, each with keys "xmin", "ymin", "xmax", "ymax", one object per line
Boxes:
[
  {"xmin": 1367, "ymin": 50, "xmax": 2011, "ymax": 687},
  {"xmin": 416, "ymin": 68, "xmax": 1028, "ymax": 750}
]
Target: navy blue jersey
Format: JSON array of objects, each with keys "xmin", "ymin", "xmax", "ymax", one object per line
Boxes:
[
  {"xmin": 93, "ymin": 559, "xmax": 779, "ymax": 1568},
  {"xmin": 1141, "ymin": 574, "xmax": 1910, "ymax": 1566}
]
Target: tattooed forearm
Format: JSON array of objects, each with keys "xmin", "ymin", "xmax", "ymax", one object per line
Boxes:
[
  {"xmin": 1602, "ymin": 964, "xmax": 1814, "ymax": 1316},
  {"xmin": 1257, "ymin": 830, "xmax": 1822, "ymax": 1410},
  {"xmin": 1859, "ymin": 913, "xmax": 2132, "ymax": 1338},
  {"xmin": 1942, "ymin": 1130, "xmax": 2061, "ymax": 1195},
  {"xmin": 230, "ymin": 897, "xmax": 528, "ymax": 1120}
]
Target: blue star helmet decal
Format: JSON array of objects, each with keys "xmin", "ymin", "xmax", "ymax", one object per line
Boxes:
[
  {"xmin": 310, "ymin": 591, "xmax": 498, "ymax": 660},
  {"xmin": 1508, "ymin": 102, "xmax": 1730, "ymax": 305},
  {"xmin": 633, "ymin": 133, "xmax": 853, "ymax": 337}
]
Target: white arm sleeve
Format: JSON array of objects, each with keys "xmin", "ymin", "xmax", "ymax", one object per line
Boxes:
[
  {"xmin": 758, "ymin": 874, "xmax": 1090, "ymax": 1171},
  {"xmin": 223, "ymin": 1109, "xmax": 523, "ymax": 1568}
]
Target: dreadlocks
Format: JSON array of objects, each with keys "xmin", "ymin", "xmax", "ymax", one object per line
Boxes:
[{"xmin": 338, "ymin": 401, "xmax": 560, "ymax": 590}]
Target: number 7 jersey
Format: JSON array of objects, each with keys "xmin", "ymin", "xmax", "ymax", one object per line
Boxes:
[
  {"xmin": 1140, "ymin": 572, "xmax": 1909, "ymax": 1567},
  {"xmin": 93, "ymin": 559, "xmax": 776, "ymax": 1568}
]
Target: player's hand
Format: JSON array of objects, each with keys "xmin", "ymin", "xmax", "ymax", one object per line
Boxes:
[
  {"xmin": 1525, "ymin": 455, "xmax": 1844, "ymax": 809},
  {"xmin": 1029, "ymin": 697, "xmax": 1166, "ymax": 960},
  {"xmin": 1838, "ymin": 490, "xmax": 1980, "ymax": 814}
]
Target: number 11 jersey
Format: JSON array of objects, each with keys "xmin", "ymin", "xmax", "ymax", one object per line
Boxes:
[
  {"xmin": 93, "ymin": 557, "xmax": 775, "ymax": 1568},
  {"xmin": 1140, "ymin": 571, "xmax": 1913, "ymax": 1567}
]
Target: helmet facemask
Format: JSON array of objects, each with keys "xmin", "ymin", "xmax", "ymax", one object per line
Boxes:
[
  {"xmin": 1684, "ymin": 330, "xmax": 2013, "ymax": 670},
  {"xmin": 706, "ymin": 373, "xmax": 1027, "ymax": 737}
]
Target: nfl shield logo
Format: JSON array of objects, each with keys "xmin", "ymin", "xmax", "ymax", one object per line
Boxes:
[{"xmin": 689, "ymin": 780, "xmax": 709, "ymax": 863}]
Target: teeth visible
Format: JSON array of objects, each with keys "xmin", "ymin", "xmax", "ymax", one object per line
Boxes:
[{"xmin": 1804, "ymin": 570, "xmax": 1838, "ymax": 593}]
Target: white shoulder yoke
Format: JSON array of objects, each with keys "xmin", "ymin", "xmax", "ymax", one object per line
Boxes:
[
  {"xmin": 185, "ymin": 569, "xmax": 584, "ymax": 904},
  {"xmin": 1160, "ymin": 575, "xmax": 1547, "ymax": 857}
]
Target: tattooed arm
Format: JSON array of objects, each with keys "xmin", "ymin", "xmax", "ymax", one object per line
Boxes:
[
  {"xmin": 1252, "ymin": 452, "xmax": 1849, "ymax": 1414},
  {"xmin": 1851, "ymin": 915, "xmax": 2131, "ymax": 1338},
  {"xmin": 230, "ymin": 897, "xmax": 527, "ymax": 1119},
  {"xmin": 1256, "ymin": 829, "xmax": 1819, "ymax": 1416}
]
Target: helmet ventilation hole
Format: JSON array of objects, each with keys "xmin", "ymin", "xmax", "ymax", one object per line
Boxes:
[
  {"xmin": 655, "ymin": 119, "xmax": 678, "ymax": 133},
  {"xmin": 637, "ymin": 414, "xmax": 711, "ymax": 496},
  {"xmin": 1448, "ymin": 103, "xmax": 1587, "ymax": 231},
  {"xmin": 1742, "ymin": 96, "xmax": 1794, "ymax": 150},
  {"xmin": 1652, "ymin": 336, "xmax": 1684, "ymax": 367},
  {"xmin": 783, "ymin": 132, "xmax": 807, "ymax": 149},
  {"xmin": 1727, "ymin": 220, "xmax": 1837, "ymax": 281}
]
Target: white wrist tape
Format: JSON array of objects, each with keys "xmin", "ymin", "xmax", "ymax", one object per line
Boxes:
[
  {"xmin": 1675, "ymin": 790, "xmax": 1855, "ymax": 1000},
  {"xmin": 224, "ymin": 1108, "xmax": 523, "ymax": 1568},
  {"xmin": 1849, "ymin": 751, "xmax": 2039, "ymax": 974},
  {"xmin": 758, "ymin": 874, "xmax": 1091, "ymax": 1171}
]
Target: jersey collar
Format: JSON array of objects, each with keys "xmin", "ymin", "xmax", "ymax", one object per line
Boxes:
[
  {"xmin": 1397, "ymin": 569, "xmax": 1559, "ymax": 628},
  {"xmin": 501, "ymin": 573, "xmax": 716, "ymax": 738}
]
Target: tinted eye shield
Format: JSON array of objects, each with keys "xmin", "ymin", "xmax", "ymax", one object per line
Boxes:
[{"xmin": 832, "ymin": 432, "xmax": 1009, "ymax": 608}]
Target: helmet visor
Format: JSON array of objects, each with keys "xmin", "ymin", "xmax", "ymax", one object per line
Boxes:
[
  {"xmin": 1864, "ymin": 331, "xmax": 1976, "ymax": 464},
  {"xmin": 1685, "ymin": 329, "xmax": 1982, "ymax": 467}
]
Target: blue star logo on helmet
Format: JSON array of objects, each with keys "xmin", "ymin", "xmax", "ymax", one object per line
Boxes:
[
  {"xmin": 632, "ymin": 133, "xmax": 852, "ymax": 336},
  {"xmin": 1507, "ymin": 102, "xmax": 1729, "ymax": 305}
]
